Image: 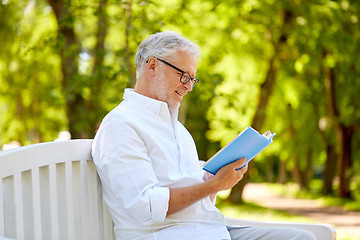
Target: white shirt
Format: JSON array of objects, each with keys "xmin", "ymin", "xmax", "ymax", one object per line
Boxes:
[{"xmin": 92, "ymin": 89, "xmax": 231, "ymax": 240}]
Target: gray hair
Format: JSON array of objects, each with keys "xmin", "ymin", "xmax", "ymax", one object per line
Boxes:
[{"xmin": 134, "ymin": 31, "xmax": 201, "ymax": 78}]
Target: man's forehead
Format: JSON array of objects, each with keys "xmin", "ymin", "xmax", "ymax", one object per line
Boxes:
[
  {"xmin": 167, "ymin": 50, "xmax": 196, "ymax": 60},
  {"xmin": 168, "ymin": 51, "xmax": 197, "ymax": 74}
]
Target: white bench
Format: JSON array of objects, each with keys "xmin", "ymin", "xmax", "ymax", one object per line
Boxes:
[{"xmin": 0, "ymin": 140, "xmax": 336, "ymax": 240}]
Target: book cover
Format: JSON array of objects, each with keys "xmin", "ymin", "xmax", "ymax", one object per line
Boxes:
[{"xmin": 203, "ymin": 126, "xmax": 276, "ymax": 175}]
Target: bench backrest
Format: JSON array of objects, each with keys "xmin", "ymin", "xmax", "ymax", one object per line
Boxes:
[{"xmin": 0, "ymin": 140, "xmax": 115, "ymax": 240}]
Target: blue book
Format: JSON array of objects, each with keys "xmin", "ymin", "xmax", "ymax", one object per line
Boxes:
[{"xmin": 203, "ymin": 126, "xmax": 276, "ymax": 175}]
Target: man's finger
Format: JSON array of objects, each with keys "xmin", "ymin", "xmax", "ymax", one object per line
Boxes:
[
  {"xmin": 231, "ymin": 158, "xmax": 247, "ymax": 169},
  {"xmin": 239, "ymin": 163, "xmax": 248, "ymax": 173}
]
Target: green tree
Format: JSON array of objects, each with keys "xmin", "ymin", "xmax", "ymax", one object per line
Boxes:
[{"xmin": 0, "ymin": 0, "xmax": 66, "ymax": 145}]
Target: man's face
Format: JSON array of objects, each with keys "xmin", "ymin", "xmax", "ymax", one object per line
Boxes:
[{"xmin": 155, "ymin": 51, "xmax": 197, "ymax": 110}]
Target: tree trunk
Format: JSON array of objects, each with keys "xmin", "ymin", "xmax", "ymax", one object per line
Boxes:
[
  {"xmin": 265, "ymin": 156, "xmax": 274, "ymax": 182},
  {"xmin": 324, "ymin": 61, "xmax": 353, "ymax": 199},
  {"xmin": 322, "ymin": 144, "xmax": 337, "ymax": 195},
  {"xmin": 228, "ymin": 54, "xmax": 278, "ymax": 204},
  {"xmin": 277, "ymin": 160, "xmax": 287, "ymax": 184},
  {"xmin": 251, "ymin": 58, "xmax": 277, "ymax": 131},
  {"xmin": 88, "ymin": 0, "xmax": 108, "ymax": 136},
  {"xmin": 48, "ymin": 0, "xmax": 84, "ymax": 139},
  {"xmin": 292, "ymin": 156, "xmax": 303, "ymax": 190},
  {"xmin": 305, "ymin": 148, "xmax": 312, "ymax": 188},
  {"xmin": 292, "ymin": 150, "xmax": 310, "ymax": 191},
  {"xmin": 336, "ymin": 125, "xmax": 353, "ymax": 198},
  {"xmin": 227, "ymin": 8, "xmax": 293, "ymax": 203}
]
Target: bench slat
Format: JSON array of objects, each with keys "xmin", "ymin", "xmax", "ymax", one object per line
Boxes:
[
  {"xmin": 31, "ymin": 168, "xmax": 42, "ymax": 240},
  {"xmin": 0, "ymin": 179, "xmax": 4, "ymax": 236},
  {"xmin": 14, "ymin": 174, "xmax": 24, "ymax": 240},
  {"xmin": 65, "ymin": 162, "xmax": 75, "ymax": 240},
  {"xmin": 49, "ymin": 164, "xmax": 59, "ymax": 240}
]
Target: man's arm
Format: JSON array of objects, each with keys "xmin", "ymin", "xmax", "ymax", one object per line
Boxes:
[{"xmin": 167, "ymin": 158, "xmax": 248, "ymax": 216}]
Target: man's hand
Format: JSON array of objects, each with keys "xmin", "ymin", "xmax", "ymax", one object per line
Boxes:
[{"xmin": 210, "ymin": 158, "xmax": 248, "ymax": 192}]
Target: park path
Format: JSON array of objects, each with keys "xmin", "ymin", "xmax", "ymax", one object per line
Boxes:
[{"xmin": 242, "ymin": 183, "xmax": 360, "ymax": 238}]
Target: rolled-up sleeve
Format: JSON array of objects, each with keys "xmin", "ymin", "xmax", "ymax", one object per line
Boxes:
[
  {"xmin": 149, "ymin": 186, "xmax": 169, "ymax": 222},
  {"xmin": 92, "ymin": 114, "xmax": 170, "ymax": 225}
]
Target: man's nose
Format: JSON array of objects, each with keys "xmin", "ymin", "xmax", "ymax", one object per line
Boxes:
[{"xmin": 184, "ymin": 80, "xmax": 193, "ymax": 91}]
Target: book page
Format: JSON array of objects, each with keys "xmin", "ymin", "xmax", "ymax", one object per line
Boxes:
[{"xmin": 262, "ymin": 130, "xmax": 273, "ymax": 140}]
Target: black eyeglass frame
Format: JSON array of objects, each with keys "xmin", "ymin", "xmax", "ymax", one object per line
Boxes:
[{"xmin": 146, "ymin": 58, "xmax": 199, "ymax": 87}]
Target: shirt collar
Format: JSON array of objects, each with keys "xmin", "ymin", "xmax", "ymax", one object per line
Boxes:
[{"xmin": 123, "ymin": 88, "xmax": 179, "ymax": 118}]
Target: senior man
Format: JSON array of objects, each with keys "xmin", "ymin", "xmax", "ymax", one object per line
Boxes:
[{"xmin": 92, "ymin": 31, "xmax": 315, "ymax": 240}]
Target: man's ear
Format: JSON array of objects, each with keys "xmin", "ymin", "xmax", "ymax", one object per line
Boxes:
[{"xmin": 146, "ymin": 57, "xmax": 157, "ymax": 75}]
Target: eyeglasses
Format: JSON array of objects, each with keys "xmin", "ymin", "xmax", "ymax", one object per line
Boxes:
[{"xmin": 147, "ymin": 58, "xmax": 199, "ymax": 88}]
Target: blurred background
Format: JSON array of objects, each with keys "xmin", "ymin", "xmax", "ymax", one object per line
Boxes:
[{"xmin": 0, "ymin": 0, "xmax": 359, "ymax": 238}]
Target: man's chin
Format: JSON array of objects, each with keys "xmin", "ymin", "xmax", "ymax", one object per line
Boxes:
[{"xmin": 167, "ymin": 101, "xmax": 180, "ymax": 111}]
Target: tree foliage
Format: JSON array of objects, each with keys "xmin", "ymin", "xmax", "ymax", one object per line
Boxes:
[{"xmin": 0, "ymin": 0, "xmax": 359, "ymax": 201}]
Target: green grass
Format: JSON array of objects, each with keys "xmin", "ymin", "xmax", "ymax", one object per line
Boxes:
[{"xmin": 321, "ymin": 196, "xmax": 360, "ymax": 211}]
